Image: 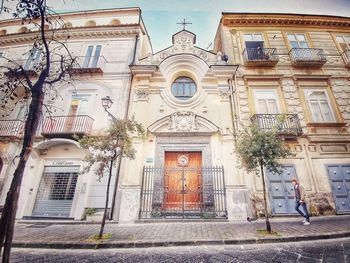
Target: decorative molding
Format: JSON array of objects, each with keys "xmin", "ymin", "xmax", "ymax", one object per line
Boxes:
[
  {"xmin": 218, "ymin": 88, "xmax": 230, "ymax": 101},
  {"xmin": 134, "ymin": 88, "xmax": 149, "ymax": 100},
  {"xmin": 222, "ymin": 14, "xmax": 350, "ymax": 28},
  {"xmin": 168, "ymin": 111, "xmax": 199, "ymax": 132}
]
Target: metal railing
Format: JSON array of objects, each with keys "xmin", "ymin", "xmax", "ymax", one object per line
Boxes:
[
  {"xmin": 341, "ymin": 49, "xmax": 350, "ymax": 67},
  {"xmin": 41, "ymin": 115, "xmax": 94, "ymax": 137},
  {"xmin": 139, "ymin": 165, "xmax": 227, "ymax": 219},
  {"xmin": 243, "ymin": 48, "xmax": 279, "ymax": 66},
  {"xmin": 251, "ymin": 114, "xmax": 302, "ymax": 136},
  {"xmin": 0, "ymin": 120, "xmax": 25, "ymax": 137},
  {"xmin": 289, "ymin": 48, "xmax": 327, "ymax": 66}
]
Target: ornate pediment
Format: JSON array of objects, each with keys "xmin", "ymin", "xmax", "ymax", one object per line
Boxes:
[{"xmin": 148, "ymin": 111, "xmax": 220, "ymax": 135}]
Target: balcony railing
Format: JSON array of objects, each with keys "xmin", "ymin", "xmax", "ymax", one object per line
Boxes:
[
  {"xmin": 69, "ymin": 56, "xmax": 106, "ymax": 75},
  {"xmin": 341, "ymin": 49, "xmax": 350, "ymax": 67},
  {"xmin": 3, "ymin": 59, "xmax": 39, "ymax": 77},
  {"xmin": 251, "ymin": 114, "xmax": 302, "ymax": 136},
  {"xmin": 0, "ymin": 120, "xmax": 25, "ymax": 137},
  {"xmin": 41, "ymin": 115, "xmax": 94, "ymax": 138},
  {"xmin": 289, "ymin": 48, "xmax": 327, "ymax": 67},
  {"xmin": 243, "ymin": 48, "xmax": 279, "ymax": 66}
]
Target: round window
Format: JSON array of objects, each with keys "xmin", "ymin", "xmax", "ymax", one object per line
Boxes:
[{"xmin": 171, "ymin": 77, "xmax": 197, "ymax": 100}]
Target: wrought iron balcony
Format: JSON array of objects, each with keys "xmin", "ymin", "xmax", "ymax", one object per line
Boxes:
[
  {"xmin": 341, "ymin": 49, "xmax": 350, "ymax": 67},
  {"xmin": 69, "ymin": 56, "xmax": 106, "ymax": 75},
  {"xmin": 289, "ymin": 48, "xmax": 327, "ymax": 67},
  {"xmin": 41, "ymin": 115, "xmax": 94, "ymax": 138},
  {"xmin": 243, "ymin": 48, "xmax": 279, "ymax": 66},
  {"xmin": 0, "ymin": 120, "xmax": 25, "ymax": 137},
  {"xmin": 251, "ymin": 114, "xmax": 302, "ymax": 136}
]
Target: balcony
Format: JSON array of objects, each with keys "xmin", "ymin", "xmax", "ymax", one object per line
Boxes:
[
  {"xmin": 243, "ymin": 48, "xmax": 279, "ymax": 66},
  {"xmin": 69, "ymin": 56, "xmax": 106, "ymax": 75},
  {"xmin": 251, "ymin": 114, "xmax": 302, "ymax": 136},
  {"xmin": 289, "ymin": 48, "xmax": 326, "ymax": 67},
  {"xmin": 0, "ymin": 120, "xmax": 25, "ymax": 138},
  {"xmin": 41, "ymin": 115, "xmax": 94, "ymax": 138},
  {"xmin": 341, "ymin": 49, "xmax": 350, "ymax": 67},
  {"xmin": 3, "ymin": 59, "xmax": 39, "ymax": 78}
]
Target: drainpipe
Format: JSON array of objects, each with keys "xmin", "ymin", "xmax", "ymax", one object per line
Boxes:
[
  {"xmin": 109, "ymin": 23, "xmax": 140, "ymax": 220},
  {"xmin": 228, "ymin": 66, "xmax": 239, "ymax": 143}
]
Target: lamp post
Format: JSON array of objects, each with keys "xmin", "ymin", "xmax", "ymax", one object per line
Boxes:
[
  {"xmin": 100, "ymin": 96, "xmax": 121, "ymax": 221},
  {"xmin": 101, "ymin": 96, "xmax": 117, "ymax": 122}
]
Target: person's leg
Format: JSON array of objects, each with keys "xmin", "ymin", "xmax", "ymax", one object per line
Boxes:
[
  {"xmin": 301, "ymin": 202, "xmax": 310, "ymax": 222},
  {"xmin": 295, "ymin": 201, "xmax": 306, "ymax": 218}
]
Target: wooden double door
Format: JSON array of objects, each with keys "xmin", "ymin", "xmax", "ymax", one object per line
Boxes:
[{"xmin": 163, "ymin": 152, "xmax": 202, "ymax": 211}]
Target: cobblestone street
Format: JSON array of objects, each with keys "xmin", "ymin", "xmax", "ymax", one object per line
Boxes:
[{"xmin": 10, "ymin": 237, "xmax": 350, "ymax": 262}]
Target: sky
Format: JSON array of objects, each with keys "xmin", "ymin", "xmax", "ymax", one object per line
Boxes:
[{"xmin": 1, "ymin": 0, "xmax": 350, "ymax": 52}]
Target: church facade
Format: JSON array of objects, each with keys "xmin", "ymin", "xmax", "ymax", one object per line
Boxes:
[{"xmin": 0, "ymin": 10, "xmax": 350, "ymax": 223}]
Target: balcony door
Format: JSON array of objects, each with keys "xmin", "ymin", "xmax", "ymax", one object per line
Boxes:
[
  {"xmin": 82, "ymin": 45, "xmax": 102, "ymax": 68},
  {"xmin": 64, "ymin": 94, "xmax": 90, "ymax": 132},
  {"xmin": 23, "ymin": 48, "xmax": 41, "ymax": 70},
  {"xmin": 244, "ymin": 33, "xmax": 265, "ymax": 60}
]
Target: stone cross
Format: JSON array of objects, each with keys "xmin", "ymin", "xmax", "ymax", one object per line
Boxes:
[{"xmin": 177, "ymin": 18, "xmax": 192, "ymax": 30}]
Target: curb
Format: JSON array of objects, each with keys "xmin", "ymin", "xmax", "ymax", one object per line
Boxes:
[{"xmin": 11, "ymin": 231, "xmax": 350, "ymax": 250}]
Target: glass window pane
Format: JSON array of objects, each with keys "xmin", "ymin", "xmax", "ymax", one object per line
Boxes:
[
  {"xmin": 309, "ymin": 101, "xmax": 323, "ymax": 122},
  {"xmin": 299, "ymin": 41, "xmax": 309, "ymax": 48},
  {"xmin": 267, "ymin": 99, "xmax": 279, "ymax": 114},
  {"xmin": 344, "ymin": 36, "xmax": 350, "ymax": 43},
  {"xmin": 244, "ymin": 34, "xmax": 252, "ymax": 41},
  {"xmin": 90, "ymin": 45, "xmax": 101, "ymax": 68},
  {"xmin": 308, "ymin": 91, "xmax": 326, "ymax": 100},
  {"xmin": 296, "ymin": 34, "xmax": 306, "ymax": 41},
  {"xmin": 172, "ymin": 77, "xmax": 196, "ymax": 100},
  {"xmin": 290, "ymin": 41, "xmax": 299, "ymax": 48},
  {"xmin": 320, "ymin": 101, "xmax": 334, "ymax": 122},
  {"xmin": 253, "ymin": 34, "xmax": 263, "ymax": 41},
  {"xmin": 257, "ymin": 99, "xmax": 268, "ymax": 114},
  {"xmin": 287, "ymin": 34, "xmax": 296, "ymax": 41},
  {"xmin": 83, "ymin": 46, "xmax": 94, "ymax": 68}
]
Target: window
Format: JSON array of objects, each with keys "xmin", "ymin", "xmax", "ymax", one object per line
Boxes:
[
  {"xmin": 82, "ymin": 45, "xmax": 101, "ymax": 68},
  {"xmin": 23, "ymin": 47, "xmax": 41, "ymax": 70},
  {"xmin": 287, "ymin": 34, "xmax": 309, "ymax": 48},
  {"xmin": 254, "ymin": 90, "xmax": 279, "ymax": 114},
  {"xmin": 336, "ymin": 35, "xmax": 350, "ymax": 52},
  {"xmin": 244, "ymin": 33, "xmax": 265, "ymax": 60},
  {"xmin": 304, "ymin": 90, "xmax": 335, "ymax": 122},
  {"xmin": 68, "ymin": 94, "xmax": 90, "ymax": 115},
  {"xmin": 171, "ymin": 77, "xmax": 197, "ymax": 100}
]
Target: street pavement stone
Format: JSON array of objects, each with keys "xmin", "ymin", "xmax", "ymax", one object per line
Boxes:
[
  {"xmin": 9, "ymin": 237, "xmax": 350, "ymax": 263},
  {"xmin": 12, "ymin": 215, "xmax": 350, "ymax": 249}
]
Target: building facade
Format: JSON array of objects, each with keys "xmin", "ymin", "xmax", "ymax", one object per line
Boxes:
[
  {"xmin": 1, "ymin": 11, "xmax": 350, "ymax": 223},
  {"xmin": 0, "ymin": 8, "xmax": 152, "ymax": 220},
  {"xmin": 213, "ymin": 13, "xmax": 350, "ymax": 217}
]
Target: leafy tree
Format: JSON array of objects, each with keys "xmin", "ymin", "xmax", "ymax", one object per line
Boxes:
[
  {"xmin": 236, "ymin": 124, "xmax": 293, "ymax": 233},
  {"xmin": 0, "ymin": 1, "xmax": 75, "ymax": 262},
  {"xmin": 77, "ymin": 118, "xmax": 144, "ymax": 240}
]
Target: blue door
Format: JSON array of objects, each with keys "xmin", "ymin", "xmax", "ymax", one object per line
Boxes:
[
  {"xmin": 267, "ymin": 165, "xmax": 298, "ymax": 214},
  {"xmin": 327, "ymin": 164, "xmax": 350, "ymax": 213}
]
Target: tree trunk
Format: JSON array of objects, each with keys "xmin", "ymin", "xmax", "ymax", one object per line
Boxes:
[
  {"xmin": 260, "ymin": 161, "xmax": 271, "ymax": 234},
  {"xmin": 98, "ymin": 158, "xmax": 114, "ymax": 239},
  {"xmin": 0, "ymin": 90, "xmax": 44, "ymax": 262}
]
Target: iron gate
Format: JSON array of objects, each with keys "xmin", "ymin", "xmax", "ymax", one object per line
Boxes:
[
  {"xmin": 139, "ymin": 165, "xmax": 227, "ymax": 219},
  {"xmin": 32, "ymin": 166, "xmax": 79, "ymax": 217},
  {"xmin": 327, "ymin": 164, "xmax": 350, "ymax": 213}
]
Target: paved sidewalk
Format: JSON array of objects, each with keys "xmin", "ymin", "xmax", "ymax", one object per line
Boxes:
[{"xmin": 12, "ymin": 215, "xmax": 350, "ymax": 249}]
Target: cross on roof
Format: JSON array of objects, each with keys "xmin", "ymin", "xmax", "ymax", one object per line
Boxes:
[{"xmin": 177, "ymin": 18, "xmax": 192, "ymax": 30}]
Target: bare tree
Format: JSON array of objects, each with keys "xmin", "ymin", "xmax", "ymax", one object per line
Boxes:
[{"xmin": 0, "ymin": 1, "xmax": 76, "ymax": 262}]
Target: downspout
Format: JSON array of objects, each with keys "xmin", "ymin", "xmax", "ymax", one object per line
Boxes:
[
  {"xmin": 228, "ymin": 66, "xmax": 239, "ymax": 143},
  {"xmin": 109, "ymin": 17, "xmax": 140, "ymax": 220}
]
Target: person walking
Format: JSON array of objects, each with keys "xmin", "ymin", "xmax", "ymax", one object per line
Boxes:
[{"xmin": 292, "ymin": 177, "xmax": 310, "ymax": 225}]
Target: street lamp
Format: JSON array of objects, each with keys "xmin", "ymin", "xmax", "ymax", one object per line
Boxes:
[{"xmin": 101, "ymin": 96, "xmax": 117, "ymax": 121}]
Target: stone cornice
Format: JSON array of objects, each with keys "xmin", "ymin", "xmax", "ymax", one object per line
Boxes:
[
  {"xmin": 222, "ymin": 14, "xmax": 350, "ymax": 29},
  {"xmin": 0, "ymin": 24, "xmax": 141, "ymax": 45}
]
